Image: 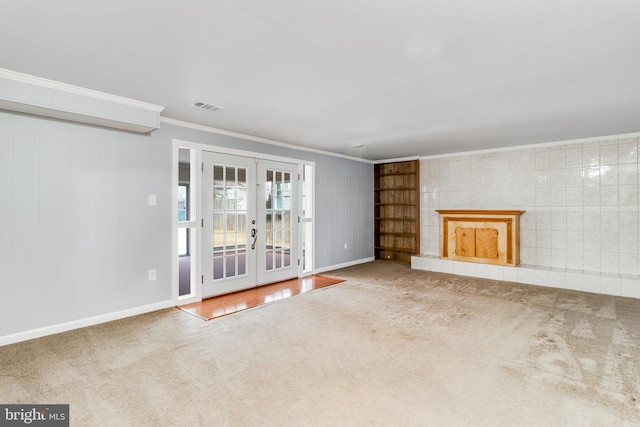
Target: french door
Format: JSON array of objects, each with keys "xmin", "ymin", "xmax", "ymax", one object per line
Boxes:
[{"xmin": 202, "ymin": 151, "xmax": 299, "ymax": 297}]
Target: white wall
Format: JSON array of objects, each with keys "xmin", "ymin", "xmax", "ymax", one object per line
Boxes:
[
  {"xmin": 415, "ymin": 135, "xmax": 640, "ymax": 298},
  {"xmin": 0, "ymin": 112, "xmax": 172, "ymax": 338},
  {"xmin": 0, "ymin": 112, "xmax": 373, "ymax": 343}
]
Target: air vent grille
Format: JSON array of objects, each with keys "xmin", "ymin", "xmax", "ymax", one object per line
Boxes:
[{"xmin": 191, "ymin": 101, "xmax": 223, "ymax": 111}]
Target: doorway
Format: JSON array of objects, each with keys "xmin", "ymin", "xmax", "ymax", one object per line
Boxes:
[{"xmin": 201, "ymin": 151, "xmax": 300, "ymax": 297}]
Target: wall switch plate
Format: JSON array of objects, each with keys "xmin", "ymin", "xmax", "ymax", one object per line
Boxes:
[
  {"xmin": 148, "ymin": 270, "xmax": 156, "ymax": 281},
  {"xmin": 148, "ymin": 194, "xmax": 157, "ymax": 206},
  {"xmin": 344, "ymin": 243, "xmax": 348, "ymax": 249}
]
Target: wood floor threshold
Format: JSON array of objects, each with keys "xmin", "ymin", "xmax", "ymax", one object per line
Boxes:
[{"xmin": 177, "ymin": 275, "xmax": 344, "ymax": 321}]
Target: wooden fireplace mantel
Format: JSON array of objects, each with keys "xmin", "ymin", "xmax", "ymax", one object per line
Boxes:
[{"xmin": 435, "ymin": 210, "xmax": 525, "ymax": 266}]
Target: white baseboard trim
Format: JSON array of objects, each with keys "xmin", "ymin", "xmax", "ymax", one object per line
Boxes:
[
  {"xmin": 315, "ymin": 257, "xmax": 375, "ymax": 274},
  {"xmin": 0, "ymin": 300, "xmax": 175, "ymax": 347}
]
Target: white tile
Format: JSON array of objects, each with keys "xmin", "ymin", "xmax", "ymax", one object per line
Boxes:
[
  {"xmin": 600, "ymin": 186, "xmax": 619, "ymax": 206},
  {"xmin": 440, "ymin": 260, "xmax": 454, "ymax": 274},
  {"xmin": 600, "ymin": 252, "xmax": 619, "ymax": 274},
  {"xmin": 566, "ymin": 187, "xmax": 583, "ymax": 206},
  {"xmin": 477, "ymin": 264, "xmax": 504, "ymax": 280},
  {"xmin": 564, "ymin": 271, "xmax": 583, "ymax": 291},
  {"xmin": 550, "ymin": 188, "xmax": 567, "ymax": 206},
  {"xmin": 620, "ymin": 277, "xmax": 640, "ymax": 299},
  {"xmin": 536, "ymin": 209, "xmax": 551, "ymax": 229},
  {"xmin": 619, "ymin": 253, "xmax": 639, "ymax": 275},
  {"xmin": 619, "ymin": 164, "xmax": 637, "ymax": 185},
  {"xmin": 536, "ymin": 230, "xmax": 552, "ymax": 248},
  {"xmin": 600, "ymin": 210, "xmax": 619, "ymax": 232},
  {"xmin": 521, "ymin": 230, "xmax": 536, "ymax": 247},
  {"xmin": 431, "ymin": 258, "xmax": 444, "ymax": 273},
  {"xmin": 452, "ymin": 261, "xmax": 477, "ymax": 278},
  {"xmin": 521, "ymin": 211, "xmax": 536, "ymax": 229},
  {"xmin": 582, "ymin": 273, "xmax": 602, "ymax": 294},
  {"xmin": 583, "ymin": 145, "xmax": 600, "ymax": 167},
  {"xmin": 618, "ymin": 141, "xmax": 638, "ymax": 164},
  {"xmin": 551, "ymin": 230, "xmax": 567, "ymax": 249},
  {"xmin": 601, "ymin": 275, "xmax": 621, "ymax": 296},
  {"xmin": 536, "ymin": 188, "xmax": 551, "ymax": 206},
  {"xmin": 503, "ymin": 266, "xmax": 518, "ymax": 282},
  {"xmin": 583, "ymin": 186, "xmax": 600, "ymax": 206},
  {"xmin": 549, "ymin": 169, "xmax": 567, "ymax": 187},
  {"xmin": 566, "ymin": 210, "xmax": 584, "ymax": 230},
  {"xmin": 620, "ymin": 232, "xmax": 639, "ymax": 253},
  {"xmin": 619, "ymin": 209, "xmax": 639, "ymax": 232},
  {"xmin": 566, "ymin": 231, "xmax": 584, "ymax": 250},
  {"xmin": 536, "ymin": 151, "xmax": 551, "ymax": 170},
  {"xmin": 600, "ymin": 144, "xmax": 618, "ymax": 165},
  {"xmin": 550, "ymin": 148, "xmax": 567, "ymax": 169},
  {"xmin": 619, "ymin": 185, "xmax": 639, "ymax": 206},
  {"xmin": 548, "ymin": 270, "xmax": 566, "ymax": 288},
  {"xmin": 520, "ymin": 246, "xmax": 537, "ymax": 265},
  {"xmin": 519, "ymin": 189, "xmax": 535, "ymax": 206},
  {"xmin": 582, "ymin": 231, "xmax": 604, "ymax": 247},
  {"xmin": 551, "ymin": 249, "xmax": 567, "ymax": 269},
  {"xmin": 516, "ymin": 267, "xmax": 535, "ymax": 285},
  {"xmin": 551, "ymin": 211, "xmax": 567, "ymax": 230},
  {"xmin": 583, "ymin": 250, "xmax": 601, "ymax": 272},
  {"xmin": 600, "ymin": 232, "xmax": 619, "ymax": 252},
  {"xmin": 566, "ymin": 148, "xmax": 582, "ymax": 168},
  {"xmin": 600, "ymin": 165, "xmax": 618, "ymax": 186},
  {"xmin": 583, "ymin": 210, "xmax": 601, "ymax": 230},
  {"xmin": 531, "ymin": 267, "xmax": 550, "ymax": 286},
  {"xmin": 566, "ymin": 250, "xmax": 584, "ymax": 270},
  {"xmin": 566, "ymin": 167, "xmax": 583, "ymax": 187}
]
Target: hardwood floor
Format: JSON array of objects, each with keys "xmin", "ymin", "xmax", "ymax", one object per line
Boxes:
[{"xmin": 177, "ymin": 275, "xmax": 344, "ymax": 320}]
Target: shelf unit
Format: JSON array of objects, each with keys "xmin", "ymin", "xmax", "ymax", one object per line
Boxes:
[{"xmin": 374, "ymin": 160, "xmax": 420, "ymax": 262}]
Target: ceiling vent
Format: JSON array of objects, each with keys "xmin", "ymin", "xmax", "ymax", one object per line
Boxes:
[{"xmin": 191, "ymin": 101, "xmax": 223, "ymax": 111}]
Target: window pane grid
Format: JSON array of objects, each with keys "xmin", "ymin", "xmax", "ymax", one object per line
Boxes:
[{"xmin": 213, "ymin": 164, "xmax": 248, "ymax": 280}]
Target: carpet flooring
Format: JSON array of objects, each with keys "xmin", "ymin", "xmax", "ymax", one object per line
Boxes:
[{"xmin": 1, "ymin": 261, "xmax": 639, "ymax": 426}]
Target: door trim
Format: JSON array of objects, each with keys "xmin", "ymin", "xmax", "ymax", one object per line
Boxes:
[{"xmin": 172, "ymin": 139, "xmax": 314, "ymax": 304}]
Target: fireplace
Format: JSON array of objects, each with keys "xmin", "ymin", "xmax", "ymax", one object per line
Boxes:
[{"xmin": 435, "ymin": 210, "xmax": 525, "ymax": 266}]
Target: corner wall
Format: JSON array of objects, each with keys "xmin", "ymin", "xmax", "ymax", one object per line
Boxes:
[{"xmin": 413, "ymin": 135, "xmax": 640, "ymax": 299}]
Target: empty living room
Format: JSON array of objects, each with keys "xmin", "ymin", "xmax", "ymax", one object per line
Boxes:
[{"xmin": 1, "ymin": 1, "xmax": 639, "ymax": 426}]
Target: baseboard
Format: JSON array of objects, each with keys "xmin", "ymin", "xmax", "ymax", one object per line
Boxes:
[
  {"xmin": 315, "ymin": 257, "xmax": 375, "ymax": 274},
  {"xmin": 0, "ymin": 300, "xmax": 175, "ymax": 347}
]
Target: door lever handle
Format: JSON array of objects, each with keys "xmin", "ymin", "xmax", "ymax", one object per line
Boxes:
[{"xmin": 251, "ymin": 228, "xmax": 257, "ymax": 250}]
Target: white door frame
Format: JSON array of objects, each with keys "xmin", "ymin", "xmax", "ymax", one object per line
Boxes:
[{"xmin": 172, "ymin": 139, "xmax": 314, "ymax": 304}]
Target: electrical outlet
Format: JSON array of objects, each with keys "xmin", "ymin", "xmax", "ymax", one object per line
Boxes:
[{"xmin": 148, "ymin": 269, "xmax": 156, "ymax": 281}]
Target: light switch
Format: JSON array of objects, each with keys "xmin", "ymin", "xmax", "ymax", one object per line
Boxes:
[{"xmin": 148, "ymin": 194, "xmax": 157, "ymax": 206}]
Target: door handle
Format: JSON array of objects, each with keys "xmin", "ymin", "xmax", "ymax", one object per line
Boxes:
[{"xmin": 251, "ymin": 228, "xmax": 257, "ymax": 250}]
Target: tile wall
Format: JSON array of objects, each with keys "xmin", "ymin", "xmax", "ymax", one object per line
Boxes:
[{"xmin": 412, "ymin": 134, "xmax": 640, "ymax": 298}]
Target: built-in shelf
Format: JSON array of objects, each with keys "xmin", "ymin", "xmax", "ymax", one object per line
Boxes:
[{"xmin": 374, "ymin": 160, "xmax": 420, "ymax": 263}]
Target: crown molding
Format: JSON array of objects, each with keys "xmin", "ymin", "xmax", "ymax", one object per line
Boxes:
[
  {"xmin": 0, "ymin": 68, "xmax": 164, "ymax": 112},
  {"xmin": 160, "ymin": 116, "xmax": 373, "ymax": 164}
]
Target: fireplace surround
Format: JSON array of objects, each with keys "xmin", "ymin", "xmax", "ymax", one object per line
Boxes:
[{"xmin": 436, "ymin": 210, "xmax": 525, "ymax": 266}]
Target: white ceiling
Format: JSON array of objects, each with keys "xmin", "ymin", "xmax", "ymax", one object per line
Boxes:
[{"xmin": 1, "ymin": 1, "xmax": 639, "ymax": 160}]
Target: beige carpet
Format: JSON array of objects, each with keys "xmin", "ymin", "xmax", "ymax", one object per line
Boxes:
[{"xmin": 1, "ymin": 261, "xmax": 639, "ymax": 426}]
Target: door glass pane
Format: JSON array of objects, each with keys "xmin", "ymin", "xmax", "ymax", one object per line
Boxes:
[
  {"xmin": 214, "ymin": 165, "xmax": 224, "ymax": 186},
  {"xmin": 212, "ymin": 164, "xmax": 248, "ymax": 280},
  {"xmin": 265, "ymin": 168, "xmax": 293, "ymax": 272},
  {"xmin": 179, "ymin": 228, "xmax": 192, "ymax": 296},
  {"xmin": 178, "ymin": 148, "xmax": 191, "ymax": 222}
]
